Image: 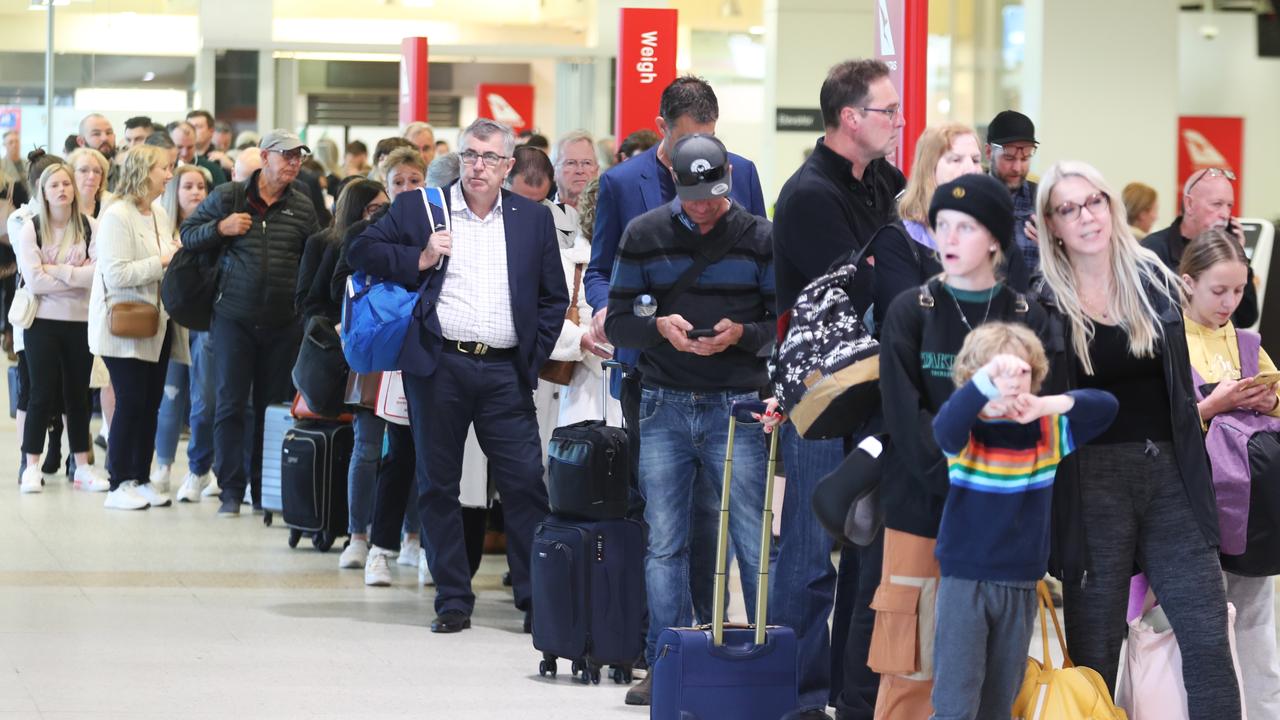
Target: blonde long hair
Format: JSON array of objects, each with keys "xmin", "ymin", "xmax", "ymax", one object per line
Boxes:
[
  {"xmin": 897, "ymin": 123, "xmax": 978, "ymax": 224},
  {"xmin": 32, "ymin": 162, "xmax": 88, "ymax": 262},
  {"xmin": 1034, "ymin": 160, "xmax": 1181, "ymax": 375}
]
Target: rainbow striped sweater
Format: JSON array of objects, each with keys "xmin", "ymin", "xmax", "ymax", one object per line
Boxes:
[{"xmin": 932, "ymin": 377, "xmax": 1117, "ymax": 581}]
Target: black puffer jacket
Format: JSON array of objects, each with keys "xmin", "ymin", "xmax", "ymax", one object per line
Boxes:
[{"xmin": 180, "ymin": 170, "xmax": 319, "ymax": 326}]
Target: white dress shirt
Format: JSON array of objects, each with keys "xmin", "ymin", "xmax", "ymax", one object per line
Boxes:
[{"xmin": 436, "ymin": 184, "xmax": 519, "ymax": 349}]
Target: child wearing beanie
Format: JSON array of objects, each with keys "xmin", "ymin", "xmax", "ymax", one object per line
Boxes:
[{"xmin": 927, "ymin": 323, "xmax": 1117, "ymax": 719}]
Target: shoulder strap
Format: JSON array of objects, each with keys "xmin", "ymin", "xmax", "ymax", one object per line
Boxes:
[
  {"xmin": 657, "ymin": 253, "xmax": 714, "ymax": 312},
  {"xmin": 1236, "ymin": 328, "xmax": 1263, "ymax": 378},
  {"xmin": 1014, "ymin": 292, "xmax": 1028, "ymax": 314},
  {"xmin": 917, "ymin": 281, "xmax": 935, "ymax": 309},
  {"xmin": 31, "ymin": 215, "xmax": 41, "ymax": 248}
]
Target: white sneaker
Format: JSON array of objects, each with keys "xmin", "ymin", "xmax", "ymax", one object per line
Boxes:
[
  {"xmin": 201, "ymin": 475, "xmax": 220, "ymax": 498},
  {"xmin": 340, "ymin": 538, "xmax": 369, "ymax": 569},
  {"xmin": 364, "ymin": 548, "xmax": 393, "ymax": 587},
  {"xmin": 104, "ymin": 481, "xmax": 149, "ymax": 510},
  {"xmin": 149, "ymin": 465, "xmax": 172, "ymax": 493},
  {"xmin": 418, "ymin": 548, "xmax": 434, "ymax": 587},
  {"xmin": 175, "ymin": 472, "xmax": 209, "ymax": 503},
  {"xmin": 133, "ymin": 482, "xmax": 172, "ymax": 508},
  {"xmin": 19, "ymin": 466, "xmax": 42, "ymax": 494},
  {"xmin": 397, "ymin": 535, "xmax": 421, "ymax": 567},
  {"xmin": 73, "ymin": 465, "xmax": 110, "ymax": 493}
]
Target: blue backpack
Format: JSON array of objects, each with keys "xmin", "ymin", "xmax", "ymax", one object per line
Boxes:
[{"xmin": 340, "ymin": 186, "xmax": 449, "ymax": 373}]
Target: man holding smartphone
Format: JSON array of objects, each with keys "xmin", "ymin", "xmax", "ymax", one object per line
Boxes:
[{"xmin": 605, "ymin": 134, "xmax": 777, "ymax": 706}]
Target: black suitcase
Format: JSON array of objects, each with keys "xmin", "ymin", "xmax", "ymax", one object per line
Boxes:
[
  {"xmin": 281, "ymin": 421, "xmax": 353, "ymax": 552},
  {"xmin": 545, "ymin": 361, "xmax": 629, "ymax": 520},
  {"xmin": 531, "ymin": 515, "xmax": 645, "ymax": 684}
]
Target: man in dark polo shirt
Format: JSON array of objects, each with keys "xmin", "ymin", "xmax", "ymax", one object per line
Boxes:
[{"xmin": 771, "ymin": 58, "xmax": 906, "ymax": 720}]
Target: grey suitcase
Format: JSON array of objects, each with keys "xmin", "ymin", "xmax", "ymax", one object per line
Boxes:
[{"xmin": 260, "ymin": 404, "xmax": 294, "ymax": 526}]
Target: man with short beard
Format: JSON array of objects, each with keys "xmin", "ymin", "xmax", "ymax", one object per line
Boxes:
[{"xmin": 985, "ymin": 110, "xmax": 1039, "ymax": 277}]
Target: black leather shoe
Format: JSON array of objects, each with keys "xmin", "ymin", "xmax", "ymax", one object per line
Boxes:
[
  {"xmin": 431, "ymin": 611, "xmax": 471, "ymax": 633},
  {"xmin": 216, "ymin": 498, "xmax": 241, "ymax": 517}
]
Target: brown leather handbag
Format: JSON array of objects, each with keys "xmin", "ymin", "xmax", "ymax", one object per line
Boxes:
[
  {"xmin": 538, "ymin": 263, "xmax": 583, "ymax": 386},
  {"xmin": 107, "ymin": 214, "xmax": 162, "ymax": 339},
  {"xmin": 344, "ymin": 371, "xmax": 381, "ymax": 410}
]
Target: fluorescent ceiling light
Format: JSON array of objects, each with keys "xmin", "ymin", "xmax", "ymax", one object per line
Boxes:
[
  {"xmin": 74, "ymin": 88, "xmax": 188, "ymax": 113},
  {"xmin": 29, "ymin": 0, "xmax": 72, "ymax": 10}
]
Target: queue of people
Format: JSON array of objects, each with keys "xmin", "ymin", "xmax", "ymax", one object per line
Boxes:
[{"xmin": 0, "ymin": 62, "xmax": 1275, "ymax": 720}]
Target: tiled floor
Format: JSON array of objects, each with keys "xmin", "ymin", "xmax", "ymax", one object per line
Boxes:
[{"xmin": 0, "ymin": 412, "xmax": 654, "ymax": 719}]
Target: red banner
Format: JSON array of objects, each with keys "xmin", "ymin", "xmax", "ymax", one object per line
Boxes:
[
  {"xmin": 477, "ymin": 83, "xmax": 535, "ymax": 135},
  {"xmin": 1177, "ymin": 116, "xmax": 1244, "ymax": 213},
  {"xmin": 615, "ymin": 8, "xmax": 678, "ymax": 143},
  {"xmin": 876, "ymin": 0, "xmax": 927, "ymax": 175},
  {"xmin": 399, "ymin": 37, "xmax": 429, "ymax": 126}
]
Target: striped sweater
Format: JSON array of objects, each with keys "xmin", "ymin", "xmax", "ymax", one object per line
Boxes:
[{"xmin": 932, "ymin": 376, "xmax": 1117, "ymax": 581}]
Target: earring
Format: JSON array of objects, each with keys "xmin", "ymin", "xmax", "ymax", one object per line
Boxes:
[{"xmin": 989, "ymin": 246, "xmax": 998, "ymax": 252}]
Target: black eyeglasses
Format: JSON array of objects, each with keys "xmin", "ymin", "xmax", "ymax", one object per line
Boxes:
[
  {"xmin": 460, "ymin": 150, "xmax": 509, "ymax": 167},
  {"xmin": 860, "ymin": 105, "xmax": 902, "ymax": 118},
  {"xmin": 1185, "ymin": 167, "xmax": 1236, "ymax": 196}
]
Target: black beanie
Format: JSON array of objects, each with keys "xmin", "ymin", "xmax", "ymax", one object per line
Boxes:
[{"xmin": 928, "ymin": 174, "xmax": 1016, "ymax": 252}]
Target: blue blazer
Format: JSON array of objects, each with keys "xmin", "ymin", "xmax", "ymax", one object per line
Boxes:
[
  {"xmin": 584, "ymin": 145, "xmax": 767, "ymax": 368},
  {"xmin": 347, "ymin": 185, "xmax": 570, "ymax": 390}
]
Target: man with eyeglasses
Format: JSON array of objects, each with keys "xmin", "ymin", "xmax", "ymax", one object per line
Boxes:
[
  {"xmin": 552, "ymin": 130, "xmax": 599, "ymax": 210},
  {"xmin": 772, "ymin": 58, "xmax": 906, "ymax": 720},
  {"xmin": 985, "ymin": 110, "xmax": 1040, "ymax": 278},
  {"xmin": 348, "ymin": 117, "xmax": 568, "ymax": 635},
  {"xmin": 180, "ymin": 129, "xmax": 320, "ymax": 517},
  {"xmin": 1142, "ymin": 166, "xmax": 1257, "ymax": 326}
]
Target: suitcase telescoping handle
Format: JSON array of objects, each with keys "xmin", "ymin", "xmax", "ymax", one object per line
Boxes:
[
  {"xmin": 601, "ymin": 359, "xmax": 623, "ymax": 424},
  {"xmin": 712, "ymin": 399, "xmax": 781, "ymax": 648}
]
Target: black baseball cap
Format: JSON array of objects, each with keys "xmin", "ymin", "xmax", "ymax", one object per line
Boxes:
[
  {"xmin": 671, "ymin": 134, "xmax": 732, "ymax": 202},
  {"xmin": 987, "ymin": 110, "xmax": 1038, "ymax": 146}
]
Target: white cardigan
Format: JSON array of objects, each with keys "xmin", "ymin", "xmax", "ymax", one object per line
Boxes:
[{"xmin": 87, "ymin": 200, "xmax": 189, "ymax": 364}]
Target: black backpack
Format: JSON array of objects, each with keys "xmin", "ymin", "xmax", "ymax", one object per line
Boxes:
[{"xmin": 162, "ymin": 183, "xmax": 245, "ymax": 331}]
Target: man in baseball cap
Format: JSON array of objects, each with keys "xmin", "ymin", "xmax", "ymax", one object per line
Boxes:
[
  {"xmin": 985, "ymin": 110, "xmax": 1040, "ymax": 278},
  {"xmin": 670, "ymin": 132, "xmax": 733, "ymax": 202},
  {"xmin": 258, "ymin": 129, "xmax": 311, "ymax": 155}
]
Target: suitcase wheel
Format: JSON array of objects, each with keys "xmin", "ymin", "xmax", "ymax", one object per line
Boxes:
[
  {"xmin": 610, "ymin": 666, "xmax": 633, "ymax": 684},
  {"xmin": 576, "ymin": 663, "xmax": 599, "ymax": 685},
  {"xmin": 538, "ymin": 658, "xmax": 557, "ymax": 678},
  {"xmin": 263, "ymin": 511, "xmax": 273, "ymax": 527},
  {"xmin": 570, "ymin": 660, "xmax": 583, "ymax": 678},
  {"xmin": 288, "ymin": 529, "xmax": 301, "ymax": 548},
  {"xmin": 312, "ymin": 531, "xmax": 334, "ymax": 553}
]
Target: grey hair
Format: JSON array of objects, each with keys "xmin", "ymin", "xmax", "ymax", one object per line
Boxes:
[
  {"xmin": 460, "ymin": 118, "xmax": 515, "ymax": 156},
  {"xmin": 403, "ymin": 122, "xmax": 436, "ymax": 140},
  {"xmin": 553, "ymin": 130, "xmax": 595, "ymax": 166},
  {"xmin": 427, "ymin": 152, "xmax": 461, "ymax": 187}
]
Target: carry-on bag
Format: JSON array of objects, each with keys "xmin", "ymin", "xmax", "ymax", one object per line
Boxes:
[
  {"xmin": 260, "ymin": 403, "xmax": 295, "ymax": 526},
  {"xmin": 292, "ymin": 315, "xmax": 349, "ymax": 419},
  {"xmin": 280, "ymin": 421, "xmax": 354, "ymax": 552},
  {"xmin": 546, "ymin": 361, "xmax": 629, "ymax": 520},
  {"xmin": 8, "ymin": 364, "xmax": 18, "ymax": 419},
  {"xmin": 650, "ymin": 400, "xmax": 799, "ymax": 720}
]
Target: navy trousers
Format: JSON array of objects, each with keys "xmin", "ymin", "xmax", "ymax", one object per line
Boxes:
[{"xmin": 403, "ymin": 350, "xmax": 549, "ymax": 616}]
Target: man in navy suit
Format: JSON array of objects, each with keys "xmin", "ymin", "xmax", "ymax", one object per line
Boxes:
[{"xmin": 348, "ymin": 118, "xmax": 569, "ymax": 634}]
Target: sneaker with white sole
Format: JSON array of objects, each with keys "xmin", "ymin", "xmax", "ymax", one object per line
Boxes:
[
  {"xmin": 364, "ymin": 548, "xmax": 393, "ymax": 586},
  {"xmin": 175, "ymin": 472, "xmax": 209, "ymax": 503},
  {"xmin": 104, "ymin": 481, "xmax": 150, "ymax": 510},
  {"xmin": 19, "ymin": 466, "xmax": 43, "ymax": 494},
  {"xmin": 73, "ymin": 465, "xmax": 110, "ymax": 493},
  {"xmin": 340, "ymin": 538, "xmax": 369, "ymax": 569},
  {"xmin": 132, "ymin": 482, "xmax": 172, "ymax": 507},
  {"xmin": 149, "ymin": 465, "xmax": 172, "ymax": 493},
  {"xmin": 201, "ymin": 475, "xmax": 220, "ymax": 498},
  {"xmin": 418, "ymin": 548, "xmax": 434, "ymax": 586},
  {"xmin": 397, "ymin": 535, "xmax": 421, "ymax": 567}
]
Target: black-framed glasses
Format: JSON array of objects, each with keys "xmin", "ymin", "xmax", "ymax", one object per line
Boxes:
[
  {"xmin": 1186, "ymin": 167, "xmax": 1236, "ymax": 196},
  {"xmin": 860, "ymin": 105, "xmax": 902, "ymax": 119},
  {"xmin": 460, "ymin": 150, "xmax": 509, "ymax": 167},
  {"xmin": 1053, "ymin": 192, "xmax": 1110, "ymax": 222},
  {"xmin": 990, "ymin": 143, "xmax": 1037, "ymax": 162}
]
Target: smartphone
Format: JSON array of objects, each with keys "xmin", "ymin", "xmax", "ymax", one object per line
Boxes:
[
  {"xmin": 686, "ymin": 328, "xmax": 718, "ymax": 339},
  {"xmin": 1247, "ymin": 371, "xmax": 1280, "ymax": 388},
  {"xmin": 593, "ymin": 342, "xmax": 615, "ymax": 358}
]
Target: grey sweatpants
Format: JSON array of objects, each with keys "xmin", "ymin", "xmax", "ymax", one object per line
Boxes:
[
  {"xmin": 1063, "ymin": 442, "xmax": 1240, "ymax": 720},
  {"xmin": 929, "ymin": 577, "xmax": 1037, "ymax": 720}
]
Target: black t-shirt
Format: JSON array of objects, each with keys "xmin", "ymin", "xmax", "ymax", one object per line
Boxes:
[{"xmin": 1075, "ymin": 321, "xmax": 1174, "ymax": 444}]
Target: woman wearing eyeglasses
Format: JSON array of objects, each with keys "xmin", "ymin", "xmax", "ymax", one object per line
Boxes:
[{"xmin": 1034, "ymin": 160, "xmax": 1241, "ymax": 719}]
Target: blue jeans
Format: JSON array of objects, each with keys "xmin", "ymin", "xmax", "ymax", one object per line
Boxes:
[
  {"xmin": 173, "ymin": 330, "xmax": 250, "ymax": 477},
  {"xmin": 153, "ymin": 358, "xmax": 190, "ymax": 467},
  {"xmin": 348, "ymin": 410, "xmax": 384, "ymax": 535},
  {"xmin": 769, "ymin": 423, "xmax": 846, "ymax": 710},
  {"xmin": 640, "ymin": 386, "xmax": 767, "ymax": 666}
]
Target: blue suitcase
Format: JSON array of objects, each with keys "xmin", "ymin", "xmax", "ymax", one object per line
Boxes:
[
  {"xmin": 531, "ymin": 515, "xmax": 646, "ymax": 684},
  {"xmin": 650, "ymin": 401, "xmax": 799, "ymax": 720},
  {"xmin": 260, "ymin": 404, "xmax": 294, "ymax": 526}
]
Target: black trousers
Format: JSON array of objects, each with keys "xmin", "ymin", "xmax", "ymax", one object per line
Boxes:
[
  {"xmin": 832, "ymin": 529, "xmax": 884, "ymax": 720},
  {"xmin": 404, "ymin": 350, "xmax": 549, "ymax": 616},
  {"xmin": 102, "ymin": 326, "xmax": 172, "ymax": 490},
  {"xmin": 22, "ymin": 319, "xmax": 92, "ymax": 456}
]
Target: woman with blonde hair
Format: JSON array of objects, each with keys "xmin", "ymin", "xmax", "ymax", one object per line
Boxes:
[
  {"xmin": 14, "ymin": 162, "xmax": 107, "ymax": 494},
  {"xmin": 1121, "ymin": 181, "xmax": 1158, "ymax": 240},
  {"xmin": 1033, "ymin": 160, "xmax": 1240, "ymax": 718},
  {"xmin": 66, "ymin": 147, "xmax": 112, "ymax": 219},
  {"xmin": 89, "ymin": 144, "xmax": 186, "ymax": 510}
]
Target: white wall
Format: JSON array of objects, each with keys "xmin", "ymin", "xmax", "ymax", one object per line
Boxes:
[
  {"xmin": 1022, "ymin": 0, "xmax": 1180, "ymax": 228},
  {"xmin": 1179, "ymin": 12, "xmax": 1280, "ymax": 223}
]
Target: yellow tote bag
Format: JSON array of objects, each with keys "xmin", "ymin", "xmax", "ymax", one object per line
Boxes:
[{"xmin": 1012, "ymin": 581, "xmax": 1128, "ymax": 720}]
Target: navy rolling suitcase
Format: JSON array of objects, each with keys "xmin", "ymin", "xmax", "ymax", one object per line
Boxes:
[
  {"xmin": 281, "ymin": 421, "xmax": 353, "ymax": 552},
  {"xmin": 650, "ymin": 400, "xmax": 799, "ymax": 720}
]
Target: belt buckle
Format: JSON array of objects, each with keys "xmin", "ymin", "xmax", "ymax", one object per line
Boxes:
[{"xmin": 474, "ymin": 341, "xmax": 489, "ymax": 356}]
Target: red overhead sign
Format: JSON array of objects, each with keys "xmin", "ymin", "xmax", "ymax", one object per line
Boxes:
[
  {"xmin": 477, "ymin": 83, "xmax": 535, "ymax": 135},
  {"xmin": 876, "ymin": 0, "xmax": 927, "ymax": 175},
  {"xmin": 615, "ymin": 8, "xmax": 678, "ymax": 143},
  {"xmin": 1177, "ymin": 116, "xmax": 1244, "ymax": 213},
  {"xmin": 399, "ymin": 37, "xmax": 429, "ymax": 126}
]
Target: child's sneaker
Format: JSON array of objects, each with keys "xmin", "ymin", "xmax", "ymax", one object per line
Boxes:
[
  {"xmin": 19, "ymin": 465, "xmax": 42, "ymax": 494},
  {"xmin": 397, "ymin": 535, "xmax": 421, "ymax": 567},
  {"xmin": 73, "ymin": 465, "xmax": 109, "ymax": 493},
  {"xmin": 149, "ymin": 464, "xmax": 172, "ymax": 493}
]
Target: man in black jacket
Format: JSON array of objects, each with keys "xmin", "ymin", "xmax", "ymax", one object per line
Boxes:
[
  {"xmin": 771, "ymin": 59, "xmax": 906, "ymax": 720},
  {"xmin": 1141, "ymin": 167, "xmax": 1257, "ymax": 327},
  {"xmin": 180, "ymin": 129, "xmax": 320, "ymax": 516}
]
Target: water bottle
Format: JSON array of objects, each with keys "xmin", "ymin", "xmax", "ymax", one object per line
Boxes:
[{"xmin": 633, "ymin": 293, "xmax": 657, "ymax": 318}]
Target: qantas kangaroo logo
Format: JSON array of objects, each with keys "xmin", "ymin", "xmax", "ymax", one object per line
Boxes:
[
  {"xmin": 1182, "ymin": 128, "xmax": 1233, "ymax": 171},
  {"xmin": 878, "ymin": 0, "xmax": 897, "ymax": 56},
  {"xmin": 486, "ymin": 93, "xmax": 526, "ymax": 128}
]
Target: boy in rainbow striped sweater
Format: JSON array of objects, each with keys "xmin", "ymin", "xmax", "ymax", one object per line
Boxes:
[{"xmin": 928, "ymin": 322, "xmax": 1117, "ymax": 720}]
